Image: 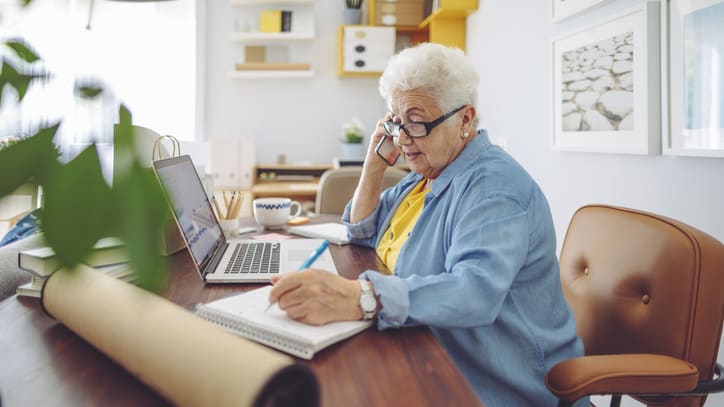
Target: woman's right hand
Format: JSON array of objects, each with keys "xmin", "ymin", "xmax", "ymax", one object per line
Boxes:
[
  {"xmin": 351, "ymin": 112, "xmax": 396, "ymax": 222},
  {"xmin": 364, "ymin": 112, "xmax": 395, "ymax": 169}
]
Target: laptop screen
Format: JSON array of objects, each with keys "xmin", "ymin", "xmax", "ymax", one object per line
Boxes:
[{"xmin": 153, "ymin": 156, "xmax": 225, "ymax": 272}]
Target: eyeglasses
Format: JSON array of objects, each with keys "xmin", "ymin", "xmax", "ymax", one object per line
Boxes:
[{"xmin": 383, "ymin": 105, "xmax": 465, "ymax": 139}]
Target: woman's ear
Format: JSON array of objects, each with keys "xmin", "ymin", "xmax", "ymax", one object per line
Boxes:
[{"xmin": 461, "ymin": 105, "xmax": 476, "ymax": 130}]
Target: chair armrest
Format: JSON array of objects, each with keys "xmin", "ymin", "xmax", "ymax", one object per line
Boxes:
[{"xmin": 545, "ymin": 354, "xmax": 698, "ymax": 402}]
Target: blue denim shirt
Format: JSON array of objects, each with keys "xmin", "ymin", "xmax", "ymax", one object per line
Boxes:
[{"xmin": 342, "ymin": 130, "xmax": 586, "ymax": 407}]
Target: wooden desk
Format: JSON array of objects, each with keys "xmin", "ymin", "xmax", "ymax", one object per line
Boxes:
[{"xmin": 0, "ymin": 217, "xmax": 482, "ymax": 407}]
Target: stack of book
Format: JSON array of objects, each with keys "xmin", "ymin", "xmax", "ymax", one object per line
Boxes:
[{"xmin": 16, "ymin": 237, "xmax": 134, "ymax": 298}]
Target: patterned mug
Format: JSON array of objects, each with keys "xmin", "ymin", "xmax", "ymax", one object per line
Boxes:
[{"xmin": 253, "ymin": 197, "xmax": 302, "ymax": 229}]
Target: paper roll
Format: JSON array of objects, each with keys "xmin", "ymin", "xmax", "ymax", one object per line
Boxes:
[{"xmin": 41, "ymin": 266, "xmax": 318, "ymax": 407}]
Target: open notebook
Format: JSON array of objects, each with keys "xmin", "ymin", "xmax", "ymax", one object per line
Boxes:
[{"xmin": 195, "ymin": 286, "xmax": 371, "ymax": 359}]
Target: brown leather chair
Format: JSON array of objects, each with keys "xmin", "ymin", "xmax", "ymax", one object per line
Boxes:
[
  {"xmin": 315, "ymin": 166, "xmax": 407, "ymax": 215},
  {"xmin": 546, "ymin": 205, "xmax": 724, "ymax": 407}
]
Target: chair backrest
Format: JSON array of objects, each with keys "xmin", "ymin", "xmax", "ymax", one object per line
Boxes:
[
  {"xmin": 559, "ymin": 205, "xmax": 724, "ymax": 406},
  {"xmin": 315, "ymin": 166, "xmax": 407, "ymax": 215}
]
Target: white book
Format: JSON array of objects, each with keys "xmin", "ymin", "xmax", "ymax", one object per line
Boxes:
[
  {"xmin": 286, "ymin": 222, "xmax": 350, "ymax": 245},
  {"xmin": 15, "ymin": 276, "xmax": 44, "ymax": 298},
  {"xmin": 16, "ymin": 263, "xmax": 136, "ymax": 298},
  {"xmin": 195, "ymin": 286, "xmax": 371, "ymax": 359}
]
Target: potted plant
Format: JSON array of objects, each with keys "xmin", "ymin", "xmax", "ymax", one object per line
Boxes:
[
  {"xmin": 341, "ymin": 118, "xmax": 365, "ymax": 159},
  {"xmin": 344, "ymin": 0, "xmax": 363, "ymax": 25},
  {"xmin": 0, "ymin": 35, "xmax": 170, "ymax": 290}
]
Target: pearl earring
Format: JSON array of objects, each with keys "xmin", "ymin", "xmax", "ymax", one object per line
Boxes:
[{"xmin": 462, "ymin": 132, "xmax": 469, "ymax": 139}]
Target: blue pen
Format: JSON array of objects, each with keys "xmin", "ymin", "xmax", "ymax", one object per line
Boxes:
[
  {"xmin": 297, "ymin": 240, "xmax": 330, "ymax": 271},
  {"xmin": 265, "ymin": 240, "xmax": 330, "ymax": 312}
]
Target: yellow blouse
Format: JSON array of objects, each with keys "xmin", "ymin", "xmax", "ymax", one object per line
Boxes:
[{"xmin": 376, "ymin": 180, "xmax": 430, "ymax": 274}]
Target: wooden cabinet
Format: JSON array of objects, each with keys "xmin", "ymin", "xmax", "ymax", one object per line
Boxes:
[
  {"xmin": 337, "ymin": 26, "xmax": 396, "ymax": 77},
  {"xmin": 229, "ymin": 0, "xmax": 316, "ymax": 78},
  {"xmin": 373, "ymin": 0, "xmax": 426, "ymax": 26}
]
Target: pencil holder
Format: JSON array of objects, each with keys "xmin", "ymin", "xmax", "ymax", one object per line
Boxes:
[
  {"xmin": 219, "ymin": 218, "xmax": 240, "ymax": 238},
  {"xmin": 343, "ymin": 8, "xmax": 361, "ymax": 24}
]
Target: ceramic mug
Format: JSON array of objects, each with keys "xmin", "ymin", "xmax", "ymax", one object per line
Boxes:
[{"xmin": 253, "ymin": 197, "xmax": 302, "ymax": 229}]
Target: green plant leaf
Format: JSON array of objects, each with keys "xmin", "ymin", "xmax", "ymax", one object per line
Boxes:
[
  {"xmin": 4, "ymin": 39, "xmax": 39, "ymax": 63},
  {"xmin": 109, "ymin": 105, "xmax": 169, "ymax": 292},
  {"xmin": 77, "ymin": 85, "xmax": 103, "ymax": 99},
  {"xmin": 41, "ymin": 145, "xmax": 113, "ymax": 269},
  {"xmin": 113, "ymin": 165, "xmax": 170, "ymax": 292},
  {"xmin": 0, "ymin": 60, "xmax": 36, "ymax": 102},
  {"xmin": 0, "ymin": 124, "xmax": 60, "ymax": 196}
]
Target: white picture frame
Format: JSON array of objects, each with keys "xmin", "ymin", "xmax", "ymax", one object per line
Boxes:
[
  {"xmin": 663, "ymin": 0, "xmax": 724, "ymax": 157},
  {"xmin": 552, "ymin": 2, "xmax": 661, "ymax": 154},
  {"xmin": 552, "ymin": 0, "xmax": 615, "ymax": 22}
]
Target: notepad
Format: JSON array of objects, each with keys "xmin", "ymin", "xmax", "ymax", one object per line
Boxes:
[
  {"xmin": 286, "ymin": 223, "xmax": 351, "ymax": 245},
  {"xmin": 195, "ymin": 286, "xmax": 372, "ymax": 359}
]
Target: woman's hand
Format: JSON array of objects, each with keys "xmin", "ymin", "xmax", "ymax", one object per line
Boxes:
[
  {"xmin": 269, "ymin": 269, "xmax": 362, "ymax": 325},
  {"xmin": 349, "ymin": 112, "xmax": 398, "ymax": 222},
  {"xmin": 364, "ymin": 112, "xmax": 396, "ymax": 168}
]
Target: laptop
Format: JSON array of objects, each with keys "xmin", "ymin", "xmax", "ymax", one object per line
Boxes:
[{"xmin": 152, "ymin": 155, "xmax": 338, "ymax": 283}]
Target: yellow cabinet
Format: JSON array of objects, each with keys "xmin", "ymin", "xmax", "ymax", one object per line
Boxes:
[{"xmin": 370, "ymin": 0, "xmax": 478, "ymax": 51}]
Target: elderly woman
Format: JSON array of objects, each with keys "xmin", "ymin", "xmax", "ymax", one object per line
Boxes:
[{"xmin": 270, "ymin": 43, "xmax": 585, "ymax": 406}]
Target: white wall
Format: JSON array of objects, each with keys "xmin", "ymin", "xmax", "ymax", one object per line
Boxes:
[{"xmin": 203, "ymin": 1, "xmax": 388, "ymax": 164}]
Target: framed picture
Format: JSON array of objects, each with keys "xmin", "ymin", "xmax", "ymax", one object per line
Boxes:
[
  {"xmin": 664, "ymin": 0, "xmax": 724, "ymax": 157},
  {"xmin": 552, "ymin": 2, "xmax": 661, "ymax": 154},
  {"xmin": 552, "ymin": 0, "xmax": 615, "ymax": 22}
]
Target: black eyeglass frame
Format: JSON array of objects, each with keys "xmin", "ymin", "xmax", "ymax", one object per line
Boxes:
[{"xmin": 383, "ymin": 105, "xmax": 466, "ymax": 139}]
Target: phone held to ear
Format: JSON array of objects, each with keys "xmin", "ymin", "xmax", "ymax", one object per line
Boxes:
[{"xmin": 375, "ymin": 136, "xmax": 400, "ymax": 166}]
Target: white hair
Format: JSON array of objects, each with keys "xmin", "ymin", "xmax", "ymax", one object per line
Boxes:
[{"xmin": 379, "ymin": 43, "xmax": 479, "ymax": 125}]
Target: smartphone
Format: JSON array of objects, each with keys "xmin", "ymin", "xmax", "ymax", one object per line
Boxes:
[{"xmin": 375, "ymin": 135, "xmax": 400, "ymax": 166}]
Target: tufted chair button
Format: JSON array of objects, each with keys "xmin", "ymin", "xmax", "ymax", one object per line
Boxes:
[
  {"xmin": 583, "ymin": 267, "xmax": 590, "ymax": 276},
  {"xmin": 642, "ymin": 294, "xmax": 650, "ymax": 304}
]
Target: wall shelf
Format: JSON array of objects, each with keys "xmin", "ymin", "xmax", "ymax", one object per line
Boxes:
[
  {"xmin": 231, "ymin": 0, "xmax": 313, "ymax": 4},
  {"xmin": 230, "ymin": 32, "xmax": 315, "ymax": 42},
  {"xmin": 229, "ymin": 70, "xmax": 315, "ymax": 78},
  {"xmin": 229, "ymin": 0, "xmax": 316, "ymax": 79},
  {"xmin": 368, "ymin": 0, "xmax": 478, "ymax": 51}
]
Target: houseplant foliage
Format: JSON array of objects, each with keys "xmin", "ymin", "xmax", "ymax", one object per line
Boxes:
[
  {"xmin": 0, "ymin": 37, "xmax": 170, "ymax": 290},
  {"xmin": 342, "ymin": 118, "xmax": 364, "ymax": 144}
]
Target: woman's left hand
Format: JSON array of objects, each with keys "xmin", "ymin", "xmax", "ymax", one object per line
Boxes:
[{"xmin": 269, "ymin": 269, "xmax": 362, "ymax": 325}]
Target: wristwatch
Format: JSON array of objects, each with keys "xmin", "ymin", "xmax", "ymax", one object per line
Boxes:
[{"xmin": 359, "ymin": 279, "xmax": 377, "ymax": 320}]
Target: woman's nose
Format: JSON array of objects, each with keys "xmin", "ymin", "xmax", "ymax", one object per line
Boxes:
[{"xmin": 395, "ymin": 130, "xmax": 412, "ymax": 145}]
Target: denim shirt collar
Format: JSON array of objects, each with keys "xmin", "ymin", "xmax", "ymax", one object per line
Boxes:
[{"xmin": 427, "ymin": 129, "xmax": 489, "ymax": 198}]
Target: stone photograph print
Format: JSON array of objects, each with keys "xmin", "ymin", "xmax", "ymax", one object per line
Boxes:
[{"xmin": 560, "ymin": 32, "xmax": 634, "ymax": 132}]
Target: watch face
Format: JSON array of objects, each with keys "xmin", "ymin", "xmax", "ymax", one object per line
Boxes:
[{"xmin": 361, "ymin": 295, "xmax": 376, "ymax": 312}]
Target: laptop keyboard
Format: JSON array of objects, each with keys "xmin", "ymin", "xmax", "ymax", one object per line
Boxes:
[{"xmin": 224, "ymin": 242, "xmax": 281, "ymax": 274}]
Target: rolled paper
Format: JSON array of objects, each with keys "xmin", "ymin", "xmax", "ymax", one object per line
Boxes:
[{"xmin": 41, "ymin": 266, "xmax": 318, "ymax": 407}]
